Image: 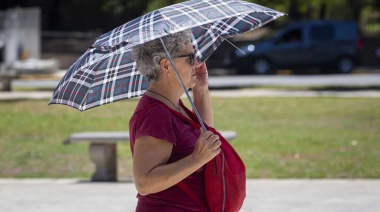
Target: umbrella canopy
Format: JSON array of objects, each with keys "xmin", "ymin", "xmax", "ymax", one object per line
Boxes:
[{"xmin": 49, "ymin": 0, "xmax": 284, "ymax": 111}]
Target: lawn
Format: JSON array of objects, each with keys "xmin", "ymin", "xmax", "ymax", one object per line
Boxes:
[{"xmin": 0, "ymin": 97, "xmax": 379, "ymax": 179}]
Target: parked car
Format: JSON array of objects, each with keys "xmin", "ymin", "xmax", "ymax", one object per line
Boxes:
[
  {"xmin": 227, "ymin": 20, "xmax": 362, "ymax": 74},
  {"xmin": 0, "ymin": 34, "xmax": 4, "ymax": 64}
]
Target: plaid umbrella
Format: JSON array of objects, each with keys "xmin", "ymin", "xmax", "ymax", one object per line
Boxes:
[{"xmin": 48, "ymin": 0, "xmax": 284, "ymax": 112}]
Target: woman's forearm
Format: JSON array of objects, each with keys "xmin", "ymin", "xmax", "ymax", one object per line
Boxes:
[
  {"xmin": 134, "ymin": 153, "xmax": 203, "ymax": 196},
  {"xmin": 192, "ymin": 87, "xmax": 213, "ymax": 127}
]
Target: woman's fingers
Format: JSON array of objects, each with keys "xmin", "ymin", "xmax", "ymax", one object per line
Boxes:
[
  {"xmin": 195, "ymin": 63, "xmax": 207, "ymax": 74},
  {"xmin": 207, "ymin": 134, "xmax": 219, "ymax": 142},
  {"xmin": 212, "ymin": 147, "xmax": 221, "ymax": 155},
  {"xmin": 203, "ymin": 131, "xmax": 214, "ymax": 140},
  {"xmin": 202, "ymin": 132, "xmax": 220, "ymax": 148},
  {"xmin": 200, "ymin": 129, "xmax": 220, "ymax": 146},
  {"xmin": 212, "ymin": 140, "xmax": 222, "ymax": 149},
  {"xmin": 193, "ymin": 130, "xmax": 222, "ymax": 164}
]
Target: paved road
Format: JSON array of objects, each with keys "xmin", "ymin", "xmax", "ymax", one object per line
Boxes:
[
  {"xmin": 207, "ymin": 74, "xmax": 380, "ymax": 88},
  {"xmin": 10, "ymin": 73, "xmax": 380, "ymax": 89},
  {"xmin": 0, "ymin": 179, "xmax": 379, "ymax": 212}
]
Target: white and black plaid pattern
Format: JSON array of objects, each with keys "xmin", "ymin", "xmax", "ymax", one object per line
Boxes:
[{"xmin": 49, "ymin": 0, "xmax": 284, "ymax": 111}]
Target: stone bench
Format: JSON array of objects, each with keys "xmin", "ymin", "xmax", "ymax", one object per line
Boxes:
[
  {"xmin": 64, "ymin": 131, "xmax": 237, "ymax": 182},
  {"xmin": 0, "ymin": 74, "xmax": 20, "ymax": 91}
]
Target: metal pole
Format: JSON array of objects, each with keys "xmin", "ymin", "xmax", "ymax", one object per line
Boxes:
[{"xmin": 159, "ymin": 37, "xmax": 207, "ymax": 132}]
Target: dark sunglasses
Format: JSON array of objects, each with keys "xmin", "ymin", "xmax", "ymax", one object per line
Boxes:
[{"xmin": 177, "ymin": 53, "xmax": 195, "ymax": 66}]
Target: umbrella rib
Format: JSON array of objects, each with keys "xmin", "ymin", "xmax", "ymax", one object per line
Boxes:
[
  {"xmin": 198, "ymin": 25, "xmax": 245, "ymax": 55},
  {"xmin": 223, "ymin": 37, "xmax": 246, "ymax": 55}
]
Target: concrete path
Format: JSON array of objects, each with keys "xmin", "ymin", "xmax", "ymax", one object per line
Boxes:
[
  {"xmin": 0, "ymin": 179, "xmax": 379, "ymax": 212},
  {"xmin": 208, "ymin": 74, "xmax": 380, "ymax": 88}
]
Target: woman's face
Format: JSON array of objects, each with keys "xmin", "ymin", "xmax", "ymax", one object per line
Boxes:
[{"xmin": 172, "ymin": 43, "xmax": 201, "ymax": 89}]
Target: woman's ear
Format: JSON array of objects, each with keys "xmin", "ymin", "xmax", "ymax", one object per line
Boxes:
[{"xmin": 159, "ymin": 58, "xmax": 170, "ymax": 76}]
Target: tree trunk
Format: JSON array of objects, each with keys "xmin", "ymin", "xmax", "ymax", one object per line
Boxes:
[
  {"xmin": 289, "ymin": 0, "xmax": 301, "ymax": 21},
  {"xmin": 348, "ymin": 0, "xmax": 362, "ymax": 22},
  {"xmin": 319, "ymin": 3, "xmax": 326, "ymax": 20}
]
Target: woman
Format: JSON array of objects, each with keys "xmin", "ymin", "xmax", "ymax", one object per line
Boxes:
[{"xmin": 129, "ymin": 29, "xmax": 221, "ymax": 211}]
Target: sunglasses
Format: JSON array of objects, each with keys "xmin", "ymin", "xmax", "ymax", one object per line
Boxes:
[{"xmin": 177, "ymin": 53, "xmax": 195, "ymax": 66}]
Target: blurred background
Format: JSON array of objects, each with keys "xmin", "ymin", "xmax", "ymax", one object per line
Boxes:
[
  {"xmin": 1, "ymin": 1, "xmax": 380, "ymax": 211},
  {"xmin": 0, "ymin": 0, "xmax": 380, "ymax": 181},
  {"xmin": 0, "ymin": 0, "xmax": 379, "ymax": 81}
]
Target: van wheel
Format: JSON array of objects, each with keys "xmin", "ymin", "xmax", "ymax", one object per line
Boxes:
[
  {"xmin": 337, "ymin": 57, "xmax": 354, "ymax": 74},
  {"xmin": 252, "ymin": 58, "xmax": 272, "ymax": 75}
]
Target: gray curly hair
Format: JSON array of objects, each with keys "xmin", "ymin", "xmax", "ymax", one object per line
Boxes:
[{"xmin": 131, "ymin": 30, "xmax": 192, "ymax": 82}]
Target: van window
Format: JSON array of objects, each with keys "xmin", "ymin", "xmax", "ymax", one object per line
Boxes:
[
  {"xmin": 276, "ymin": 28, "xmax": 302, "ymax": 44},
  {"xmin": 335, "ymin": 22, "xmax": 358, "ymax": 40},
  {"xmin": 311, "ymin": 25, "xmax": 334, "ymax": 41}
]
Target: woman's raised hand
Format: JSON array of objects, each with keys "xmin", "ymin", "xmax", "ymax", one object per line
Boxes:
[
  {"xmin": 191, "ymin": 128, "xmax": 221, "ymax": 164},
  {"xmin": 193, "ymin": 63, "xmax": 208, "ymax": 89}
]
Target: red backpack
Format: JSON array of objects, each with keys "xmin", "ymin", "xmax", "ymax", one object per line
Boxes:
[{"xmin": 137, "ymin": 102, "xmax": 246, "ymax": 212}]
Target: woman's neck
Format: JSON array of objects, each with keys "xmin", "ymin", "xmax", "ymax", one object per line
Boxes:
[{"xmin": 146, "ymin": 84, "xmax": 184, "ymax": 108}]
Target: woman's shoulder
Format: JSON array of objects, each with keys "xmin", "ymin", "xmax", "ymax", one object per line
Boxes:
[
  {"xmin": 130, "ymin": 95, "xmax": 180, "ymax": 145},
  {"xmin": 131, "ymin": 95, "xmax": 173, "ymax": 125},
  {"xmin": 137, "ymin": 95, "xmax": 171, "ymax": 113}
]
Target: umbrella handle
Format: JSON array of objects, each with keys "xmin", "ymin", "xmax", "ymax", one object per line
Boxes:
[{"xmin": 159, "ymin": 37, "xmax": 207, "ymax": 132}]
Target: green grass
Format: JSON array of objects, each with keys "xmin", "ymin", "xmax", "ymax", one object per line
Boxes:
[
  {"xmin": 364, "ymin": 23, "xmax": 380, "ymax": 34},
  {"xmin": 1, "ymin": 97, "xmax": 379, "ymax": 178}
]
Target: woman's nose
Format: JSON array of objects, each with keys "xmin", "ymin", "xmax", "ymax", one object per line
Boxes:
[{"xmin": 193, "ymin": 58, "xmax": 202, "ymax": 68}]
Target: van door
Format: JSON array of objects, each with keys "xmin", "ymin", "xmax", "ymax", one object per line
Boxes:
[
  {"xmin": 306, "ymin": 24, "xmax": 335, "ymax": 65},
  {"xmin": 269, "ymin": 27, "xmax": 305, "ymax": 68}
]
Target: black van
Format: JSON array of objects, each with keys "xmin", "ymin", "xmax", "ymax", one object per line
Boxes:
[{"xmin": 228, "ymin": 20, "xmax": 362, "ymax": 74}]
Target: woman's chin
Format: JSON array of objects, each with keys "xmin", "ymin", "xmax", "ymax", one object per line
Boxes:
[{"xmin": 190, "ymin": 80, "xmax": 196, "ymax": 88}]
